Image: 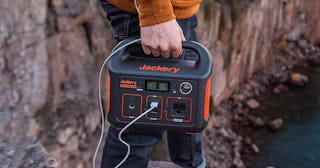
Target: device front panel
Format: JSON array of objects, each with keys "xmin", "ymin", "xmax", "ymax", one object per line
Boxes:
[{"xmin": 113, "ymin": 76, "xmax": 200, "ymax": 128}]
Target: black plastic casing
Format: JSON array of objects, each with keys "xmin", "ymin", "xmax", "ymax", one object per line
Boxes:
[{"xmin": 107, "ymin": 39, "xmax": 213, "ymax": 132}]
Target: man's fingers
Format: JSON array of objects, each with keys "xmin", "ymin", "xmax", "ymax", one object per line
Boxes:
[
  {"xmin": 171, "ymin": 43, "xmax": 182, "ymax": 58},
  {"xmin": 142, "ymin": 45, "xmax": 151, "ymax": 55},
  {"xmin": 160, "ymin": 43, "xmax": 170, "ymax": 58},
  {"xmin": 143, "ymin": 42, "xmax": 182, "ymax": 58},
  {"xmin": 171, "ymin": 50, "xmax": 180, "ymax": 58},
  {"xmin": 170, "ymin": 51, "xmax": 177, "ymax": 58},
  {"xmin": 161, "ymin": 50, "xmax": 170, "ymax": 58},
  {"xmin": 151, "ymin": 48, "xmax": 160, "ymax": 57},
  {"xmin": 171, "ymin": 50, "xmax": 181, "ymax": 58}
]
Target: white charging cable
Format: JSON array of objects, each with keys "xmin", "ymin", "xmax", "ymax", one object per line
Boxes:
[
  {"xmin": 134, "ymin": 0, "xmax": 140, "ymax": 15},
  {"xmin": 92, "ymin": 39, "xmax": 141, "ymax": 168},
  {"xmin": 115, "ymin": 102, "xmax": 158, "ymax": 168}
]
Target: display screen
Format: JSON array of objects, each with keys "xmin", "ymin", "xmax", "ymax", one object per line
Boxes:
[{"xmin": 146, "ymin": 80, "xmax": 169, "ymax": 92}]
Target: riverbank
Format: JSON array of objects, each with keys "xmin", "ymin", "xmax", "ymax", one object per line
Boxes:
[
  {"xmin": 244, "ymin": 64, "xmax": 320, "ymax": 167},
  {"xmin": 202, "ymin": 40, "xmax": 320, "ymax": 167}
]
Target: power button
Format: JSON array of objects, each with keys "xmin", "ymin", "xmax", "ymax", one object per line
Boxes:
[{"xmin": 180, "ymin": 82, "xmax": 193, "ymax": 95}]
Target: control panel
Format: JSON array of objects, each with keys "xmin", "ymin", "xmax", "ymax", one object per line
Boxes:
[{"xmin": 118, "ymin": 77, "xmax": 197, "ymax": 126}]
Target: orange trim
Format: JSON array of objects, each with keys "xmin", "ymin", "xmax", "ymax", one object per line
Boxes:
[
  {"xmin": 107, "ymin": 74, "xmax": 111, "ymax": 113},
  {"xmin": 121, "ymin": 93, "xmax": 142, "ymax": 118},
  {"xmin": 165, "ymin": 97, "xmax": 192, "ymax": 122},
  {"xmin": 204, "ymin": 77, "xmax": 212, "ymax": 121},
  {"xmin": 145, "ymin": 95, "xmax": 163, "ymax": 120}
]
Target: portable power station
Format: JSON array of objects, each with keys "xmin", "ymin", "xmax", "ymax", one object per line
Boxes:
[{"xmin": 106, "ymin": 39, "xmax": 212, "ymax": 132}]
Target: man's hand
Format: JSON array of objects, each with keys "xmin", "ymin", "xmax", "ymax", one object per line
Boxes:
[{"xmin": 140, "ymin": 19, "xmax": 186, "ymax": 58}]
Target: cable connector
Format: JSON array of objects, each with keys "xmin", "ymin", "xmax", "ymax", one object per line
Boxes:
[{"xmin": 150, "ymin": 102, "xmax": 159, "ymax": 108}]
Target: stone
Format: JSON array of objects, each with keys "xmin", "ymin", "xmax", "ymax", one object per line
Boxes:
[
  {"xmin": 244, "ymin": 90, "xmax": 255, "ymax": 99},
  {"xmin": 52, "ymin": 0, "xmax": 64, "ymax": 8},
  {"xmin": 290, "ymin": 73, "xmax": 309, "ymax": 86},
  {"xmin": 246, "ymin": 99, "xmax": 260, "ymax": 109},
  {"xmin": 217, "ymin": 128, "xmax": 229, "ymax": 138},
  {"xmin": 66, "ymin": 135, "xmax": 79, "ymax": 152},
  {"xmin": 273, "ymin": 84, "xmax": 289, "ymax": 94},
  {"xmin": 287, "ymin": 23, "xmax": 308, "ymax": 41},
  {"xmin": 244, "ymin": 137, "xmax": 252, "ymax": 145},
  {"xmin": 213, "ymin": 116, "xmax": 229, "ymax": 128},
  {"xmin": 233, "ymin": 94, "xmax": 247, "ymax": 102},
  {"xmin": 298, "ymin": 39, "xmax": 308, "ymax": 49},
  {"xmin": 76, "ymin": 164, "xmax": 84, "ymax": 168},
  {"xmin": 254, "ymin": 88, "xmax": 261, "ymax": 97},
  {"xmin": 85, "ymin": 109, "xmax": 100, "ymax": 133},
  {"xmin": 251, "ymin": 144, "xmax": 260, "ymax": 154},
  {"xmin": 45, "ymin": 157, "xmax": 59, "ymax": 168},
  {"xmin": 57, "ymin": 127, "xmax": 75, "ymax": 145},
  {"xmin": 268, "ymin": 118, "xmax": 284, "ymax": 131},
  {"xmin": 29, "ymin": 118, "xmax": 40, "ymax": 137},
  {"xmin": 249, "ymin": 116, "xmax": 265, "ymax": 128},
  {"xmin": 248, "ymin": 80, "xmax": 260, "ymax": 88},
  {"xmin": 6, "ymin": 149, "xmax": 15, "ymax": 157},
  {"xmin": 236, "ymin": 102, "xmax": 244, "ymax": 108},
  {"xmin": 245, "ymin": 84, "xmax": 252, "ymax": 91}
]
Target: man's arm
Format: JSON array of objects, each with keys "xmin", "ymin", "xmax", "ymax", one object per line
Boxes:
[{"xmin": 136, "ymin": 0, "xmax": 185, "ymax": 58}]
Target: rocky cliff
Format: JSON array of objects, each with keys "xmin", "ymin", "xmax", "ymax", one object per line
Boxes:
[
  {"xmin": 0, "ymin": 0, "xmax": 113, "ymax": 167},
  {"xmin": 0, "ymin": 0, "xmax": 319, "ymax": 167},
  {"xmin": 198, "ymin": 0, "xmax": 320, "ymax": 105}
]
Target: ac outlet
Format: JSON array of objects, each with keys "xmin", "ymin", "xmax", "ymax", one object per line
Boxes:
[
  {"xmin": 172, "ymin": 103, "xmax": 186, "ymax": 117},
  {"xmin": 166, "ymin": 97, "xmax": 192, "ymax": 122}
]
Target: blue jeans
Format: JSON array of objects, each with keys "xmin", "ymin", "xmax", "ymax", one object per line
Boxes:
[{"xmin": 99, "ymin": 1, "xmax": 203, "ymax": 168}]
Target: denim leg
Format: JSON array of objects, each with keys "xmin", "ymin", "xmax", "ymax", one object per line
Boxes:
[
  {"xmin": 99, "ymin": 2, "xmax": 164, "ymax": 168},
  {"xmin": 168, "ymin": 15, "xmax": 204, "ymax": 168},
  {"xmin": 177, "ymin": 15, "xmax": 198, "ymax": 42},
  {"xmin": 167, "ymin": 131, "xmax": 203, "ymax": 168},
  {"xmin": 101, "ymin": 126, "xmax": 164, "ymax": 168},
  {"xmin": 177, "ymin": 14, "xmax": 200, "ymax": 61}
]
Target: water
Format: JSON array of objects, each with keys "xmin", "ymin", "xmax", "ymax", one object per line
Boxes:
[{"xmin": 246, "ymin": 66, "xmax": 320, "ymax": 168}]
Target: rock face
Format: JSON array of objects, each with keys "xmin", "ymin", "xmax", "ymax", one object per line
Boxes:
[
  {"xmin": 197, "ymin": 0, "xmax": 320, "ymax": 105},
  {"xmin": 0, "ymin": 0, "xmax": 50, "ymax": 167},
  {"xmin": 0, "ymin": 0, "xmax": 113, "ymax": 167},
  {"xmin": 1, "ymin": 0, "xmax": 320, "ymax": 168}
]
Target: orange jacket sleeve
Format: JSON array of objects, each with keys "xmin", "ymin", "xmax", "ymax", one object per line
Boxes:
[{"xmin": 137, "ymin": 0, "xmax": 176, "ymax": 27}]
